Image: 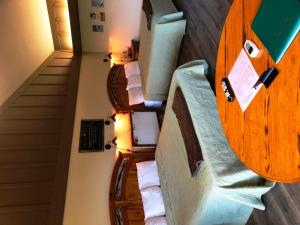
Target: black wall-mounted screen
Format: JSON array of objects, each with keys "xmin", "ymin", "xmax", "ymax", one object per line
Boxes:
[{"xmin": 79, "ymin": 119, "xmax": 104, "ymax": 152}]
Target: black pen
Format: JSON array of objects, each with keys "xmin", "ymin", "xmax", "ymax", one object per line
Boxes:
[{"xmin": 253, "ymin": 66, "xmax": 279, "ymax": 89}]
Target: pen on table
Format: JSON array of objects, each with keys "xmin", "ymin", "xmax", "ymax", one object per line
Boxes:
[{"xmin": 253, "ymin": 66, "xmax": 279, "ymax": 89}]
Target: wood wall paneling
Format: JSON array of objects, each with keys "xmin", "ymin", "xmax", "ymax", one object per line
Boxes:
[
  {"xmin": 53, "ymin": 51, "xmax": 73, "ymax": 59},
  {"xmin": 0, "ymin": 119, "xmax": 62, "ymax": 134},
  {"xmin": 12, "ymin": 96, "xmax": 66, "ymax": 107},
  {"xmin": 40, "ymin": 66, "xmax": 70, "ymax": 75},
  {"xmin": 48, "ymin": 58, "xmax": 72, "ymax": 67},
  {"xmin": 0, "ymin": 50, "xmax": 80, "ymax": 225},
  {"xmin": 0, "ymin": 166, "xmax": 56, "ymax": 184},
  {"xmin": 0, "ymin": 205, "xmax": 49, "ymax": 225},
  {"xmin": 47, "ymin": 54, "xmax": 81, "ymax": 225},
  {"xmin": 0, "ymin": 148, "xmax": 58, "ymax": 164},
  {"xmin": 32, "ymin": 75, "xmax": 69, "ymax": 85},
  {"xmin": 0, "ymin": 182, "xmax": 52, "ymax": 206},
  {"xmin": 0, "ymin": 134, "xmax": 61, "ymax": 146},
  {"xmin": 23, "ymin": 85, "xmax": 68, "ymax": 96},
  {"xmin": 0, "ymin": 107, "xmax": 65, "ymax": 120}
]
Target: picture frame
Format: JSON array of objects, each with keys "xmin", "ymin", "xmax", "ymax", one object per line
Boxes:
[
  {"xmin": 100, "ymin": 12, "xmax": 105, "ymax": 22},
  {"xmin": 90, "ymin": 13, "xmax": 97, "ymax": 20},
  {"xmin": 92, "ymin": 25, "xmax": 104, "ymax": 32},
  {"xmin": 91, "ymin": 0, "xmax": 104, "ymax": 7}
]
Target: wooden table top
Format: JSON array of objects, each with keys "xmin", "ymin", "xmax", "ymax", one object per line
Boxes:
[{"xmin": 215, "ymin": 0, "xmax": 300, "ymax": 183}]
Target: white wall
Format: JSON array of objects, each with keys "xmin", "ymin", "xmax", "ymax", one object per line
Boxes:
[
  {"xmin": 63, "ymin": 53, "xmax": 117, "ymax": 225},
  {"xmin": 0, "ymin": 0, "xmax": 54, "ymax": 106},
  {"xmin": 78, "ymin": 0, "xmax": 143, "ymax": 53}
]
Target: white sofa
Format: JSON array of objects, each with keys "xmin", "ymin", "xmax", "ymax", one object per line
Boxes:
[{"xmin": 138, "ymin": 0, "xmax": 186, "ymax": 101}]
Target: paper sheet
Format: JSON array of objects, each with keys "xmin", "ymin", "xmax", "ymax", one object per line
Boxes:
[{"xmin": 228, "ymin": 49, "xmax": 262, "ymax": 111}]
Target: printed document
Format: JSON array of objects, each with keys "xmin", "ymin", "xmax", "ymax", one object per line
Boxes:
[{"xmin": 228, "ymin": 49, "xmax": 262, "ymax": 111}]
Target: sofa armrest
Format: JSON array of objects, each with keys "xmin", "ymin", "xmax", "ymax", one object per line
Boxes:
[{"xmin": 157, "ymin": 11, "xmax": 184, "ymax": 24}]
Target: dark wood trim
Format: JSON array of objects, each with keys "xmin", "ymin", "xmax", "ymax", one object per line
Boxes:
[
  {"xmin": 107, "ymin": 64, "xmax": 127, "ymax": 111},
  {"xmin": 107, "ymin": 64, "xmax": 161, "ymax": 112},
  {"xmin": 47, "ymin": 55, "xmax": 81, "ymax": 225},
  {"xmin": 106, "ymin": 64, "xmax": 146, "ymax": 112},
  {"xmin": 109, "ymin": 153, "xmax": 123, "ymax": 225},
  {"xmin": 46, "ymin": 0, "xmax": 60, "ymax": 50},
  {"xmin": 109, "ymin": 152, "xmax": 154, "ymax": 225},
  {"xmin": 67, "ymin": 0, "xmax": 82, "ymax": 54}
]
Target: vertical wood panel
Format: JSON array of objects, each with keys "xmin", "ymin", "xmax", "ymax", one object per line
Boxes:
[
  {"xmin": 40, "ymin": 67, "xmax": 70, "ymax": 75},
  {"xmin": 32, "ymin": 75, "xmax": 69, "ymax": 85},
  {"xmin": 53, "ymin": 51, "xmax": 73, "ymax": 59},
  {"xmin": 0, "ymin": 149, "xmax": 58, "ymax": 164},
  {"xmin": 67, "ymin": 0, "xmax": 82, "ymax": 54},
  {"xmin": 0, "ymin": 119, "xmax": 63, "ymax": 133},
  {"xmin": 0, "ymin": 205, "xmax": 49, "ymax": 225},
  {"xmin": 23, "ymin": 85, "xmax": 68, "ymax": 96},
  {"xmin": 47, "ymin": 55, "xmax": 81, "ymax": 225},
  {"xmin": 46, "ymin": 0, "xmax": 73, "ymax": 51},
  {"xmin": 0, "ymin": 183, "xmax": 52, "ymax": 206},
  {"xmin": 0, "ymin": 134, "xmax": 61, "ymax": 146},
  {"xmin": 0, "ymin": 107, "xmax": 65, "ymax": 119},
  {"xmin": 12, "ymin": 96, "xmax": 66, "ymax": 107},
  {"xmin": 0, "ymin": 50, "xmax": 80, "ymax": 225},
  {"xmin": 0, "ymin": 166, "xmax": 56, "ymax": 184},
  {"xmin": 48, "ymin": 58, "xmax": 72, "ymax": 67}
]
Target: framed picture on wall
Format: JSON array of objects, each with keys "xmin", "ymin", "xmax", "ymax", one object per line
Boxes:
[
  {"xmin": 92, "ymin": 25, "xmax": 104, "ymax": 32},
  {"xmin": 91, "ymin": 0, "xmax": 104, "ymax": 7},
  {"xmin": 100, "ymin": 12, "xmax": 105, "ymax": 22},
  {"xmin": 90, "ymin": 13, "xmax": 97, "ymax": 19}
]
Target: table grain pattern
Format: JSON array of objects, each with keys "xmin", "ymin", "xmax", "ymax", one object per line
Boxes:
[{"xmin": 215, "ymin": 0, "xmax": 300, "ymax": 182}]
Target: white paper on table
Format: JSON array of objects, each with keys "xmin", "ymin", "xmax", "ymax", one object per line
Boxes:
[{"xmin": 228, "ymin": 49, "xmax": 262, "ymax": 112}]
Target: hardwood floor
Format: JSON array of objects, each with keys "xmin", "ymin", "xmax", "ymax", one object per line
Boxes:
[
  {"xmin": 247, "ymin": 183, "xmax": 300, "ymax": 225},
  {"xmin": 173, "ymin": 0, "xmax": 300, "ymax": 224},
  {"xmin": 0, "ymin": 51, "xmax": 80, "ymax": 225},
  {"xmin": 173, "ymin": 0, "xmax": 232, "ymax": 90}
]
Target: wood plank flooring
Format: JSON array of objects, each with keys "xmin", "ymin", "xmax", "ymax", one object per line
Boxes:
[
  {"xmin": 173, "ymin": 0, "xmax": 300, "ymax": 224},
  {"xmin": 173, "ymin": 0, "xmax": 232, "ymax": 90},
  {"xmin": 0, "ymin": 51, "xmax": 81, "ymax": 225}
]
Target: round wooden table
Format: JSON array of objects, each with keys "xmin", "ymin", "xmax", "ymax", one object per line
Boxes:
[{"xmin": 215, "ymin": 0, "xmax": 300, "ymax": 183}]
